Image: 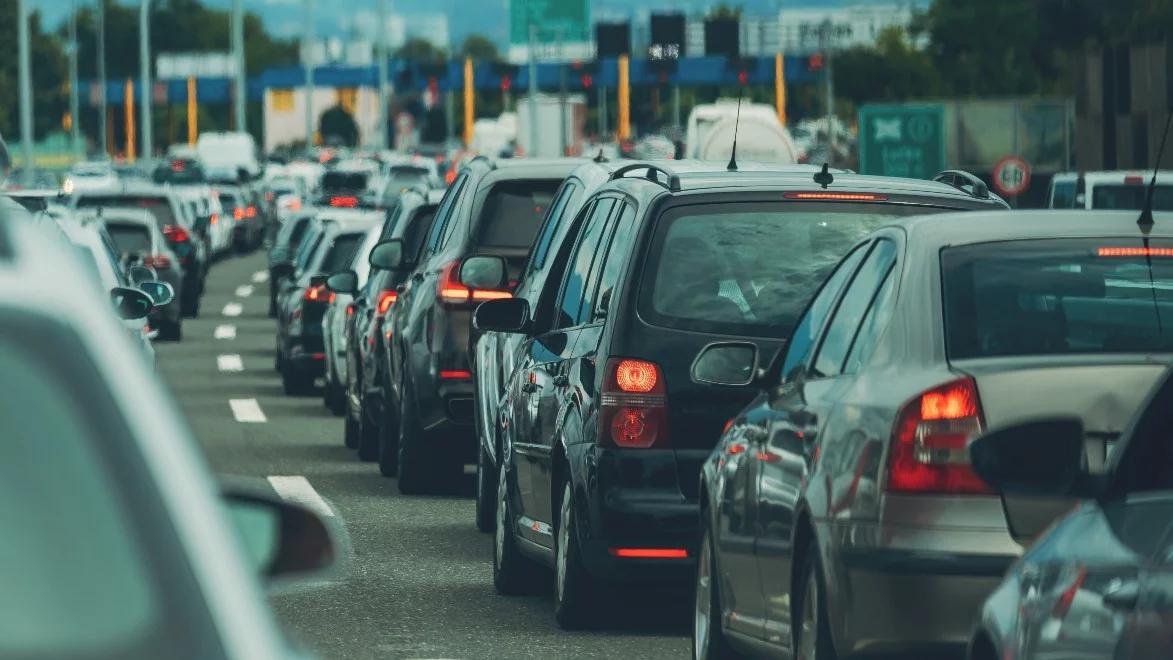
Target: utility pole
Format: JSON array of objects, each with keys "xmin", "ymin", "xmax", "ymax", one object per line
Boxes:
[
  {"xmin": 139, "ymin": 0, "xmax": 153, "ymax": 158},
  {"xmin": 17, "ymin": 0, "xmax": 34, "ymax": 174},
  {"xmin": 527, "ymin": 22, "xmax": 538, "ymax": 157},
  {"xmin": 821, "ymin": 20, "xmax": 836, "ymax": 160},
  {"xmin": 557, "ymin": 29, "xmax": 566, "ymax": 157},
  {"xmin": 598, "ymin": 85, "xmax": 606, "ymax": 140},
  {"xmin": 98, "ymin": 0, "xmax": 109, "ymax": 156},
  {"xmin": 232, "ymin": 0, "xmax": 246, "ymax": 135},
  {"xmin": 69, "ymin": 3, "xmax": 81, "ymax": 158},
  {"xmin": 303, "ymin": 0, "xmax": 315, "ymax": 148},
  {"xmin": 376, "ymin": 0, "xmax": 389, "ymax": 149}
]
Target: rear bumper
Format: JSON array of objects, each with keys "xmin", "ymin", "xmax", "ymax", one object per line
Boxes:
[{"xmin": 285, "ymin": 332, "xmax": 326, "ymax": 376}]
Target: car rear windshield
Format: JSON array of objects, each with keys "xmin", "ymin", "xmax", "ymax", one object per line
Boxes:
[
  {"xmin": 76, "ymin": 196, "xmax": 175, "ymax": 229},
  {"xmin": 320, "ymin": 233, "xmax": 365, "ymax": 273},
  {"xmin": 474, "ymin": 180, "xmax": 560, "ymax": 249},
  {"xmin": 322, "ymin": 171, "xmax": 369, "ymax": 192},
  {"xmin": 642, "ymin": 201, "xmax": 938, "ymax": 337},
  {"xmin": 218, "ymin": 193, "xmax": 241, "ymax": 210},
  {"xmin": 105, "ymin": 223, "xmax": 152, "ymax": 254},
  {"xmin": 1092, "ymin": 184, "xmax": 1173, "ymax": 211},
  {"xmin": 943, "ymin": 238, "xmax": 1173, "ymax": 359}
]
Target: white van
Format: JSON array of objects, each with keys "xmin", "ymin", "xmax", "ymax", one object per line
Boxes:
[
  {"xmin": 196, "ymin": 132, "xmax": 260, "ymax": 181},
  {"xmin": 684, "ymin": 100, "xmax": 799, "ymax": 164},
  {"xmin": 1048, "ymin": 170, "xmax": 1173, "ymax": 210}
]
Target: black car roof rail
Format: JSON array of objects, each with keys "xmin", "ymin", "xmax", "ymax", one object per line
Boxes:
[
  {"xmin": 933, "ymin": 170, "xmax": 991, "ymax": 200},
  {"xmin": 609, "ymin": 163, "xmax": 681, "ymax": 192},
  {"xmin": 467, "ymin": 154, "xmax": 496, "ymax": 170}
]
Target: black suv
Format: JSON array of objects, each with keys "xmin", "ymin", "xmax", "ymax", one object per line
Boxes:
[
  {"xmin": 471, "ymin": 163, "xmax": 1009, "ymax": 627},
  {"xmin": 369, "ymin": 157, "xmax": 584, "ymax": 493}
]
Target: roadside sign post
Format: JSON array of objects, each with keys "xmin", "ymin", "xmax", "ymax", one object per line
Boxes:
[
  {"xmin": 858, "ymin": 104, "xmax": 946, "ymax": 180},
  {"xmin": 992, "ymin": 155, "xmax": 1031, "ymax": 201}
]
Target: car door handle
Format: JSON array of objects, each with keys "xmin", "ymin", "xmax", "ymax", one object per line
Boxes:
[
  {"xmin": 553, "ymin": 375, "xmax": 569, "ymax": 387},
  {"xmin": 1103, "ymin": 582, "xmax": 1141, "ymax": 611}
]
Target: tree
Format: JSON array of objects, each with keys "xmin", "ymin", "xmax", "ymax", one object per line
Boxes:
[
  {"xmin": 0, "ymin": 0, "xmax": 68, "ymax": 141},
  {"xmin": 835, "ymin": 27, "xmax": 942, "ymax": 107},
  {"xmin": 707, "ymin": 4, "xmax": 743, "ymax": 20},
  {"xmin": 459, "ymin": 34, "xmax": 499, "ymax": 62},
  {"xmin": 319, "ymin": 105, "xmax": 358, "ymax": 147},
  {"xmin": 397, "ymin": 37, "xmax": 445, "ymax": 63}
]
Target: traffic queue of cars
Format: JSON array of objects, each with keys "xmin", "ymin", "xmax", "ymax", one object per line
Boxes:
[{"xmin": 258, "ymin": 150, "xmax": 1173, "ymax": 659}]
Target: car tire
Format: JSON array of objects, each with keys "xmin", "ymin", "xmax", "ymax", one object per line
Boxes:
[
  {"xmin": 492, "ymin": 459, "xmax": 544, "ymax": 595},
  {"xmin": 474, "ymin": 443, "xmax": 495, "ymax": 533},
  {"xmin": 357, "ymin": 407, "xmax": 380, "ymax": 462},
  {"xmin": 344, "ymin": 414, "xmax": 360, "ymax": 450},
  {"xmin": 693, "ymin": 527, "xmax": 742, "ymax": 660},
  {"xmin": 793, "ymin": 539, "xmax": 838, "ymax": 660},
  {"xmin": 396, "ymin": 376, "xmax": 434, "ymax": 495},
  {"xmin": 325, "ymin": 378, "xmax": 346, "ymax": 416},
  {"xmin": 554, "ymin": 481, "xmax": 605, "ymax": 629},
  {"xmin": 156, "ymin": 318, "xmax": 182, "ymax": 341},
  {"xmin": 377, "ymin": 410, "xmax": 399, "ymax": 477},
  {"xmin": 281, "ymin": 367, "xmax": 313, "ymax": 396}
]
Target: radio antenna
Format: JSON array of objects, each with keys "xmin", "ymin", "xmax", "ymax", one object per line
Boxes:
[
  {"xmin": 727, "ymin": 89, "xmax": 743, "ymax": 172},
  {"xmin": 1138, "ymin": 111, "xmax": 1172, "ymax": 232}
]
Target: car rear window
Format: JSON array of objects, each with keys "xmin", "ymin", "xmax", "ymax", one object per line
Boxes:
[
  {"xmin": 473, "ymin": 180, "xmax": 560, "ymax": 249},
  {"xmin": 218, "ymin": 193, "xmax": 241, "ymax": 211},
  {"xmin": 320, "ymin": 233, "xmax": 365, "ymax": 273},
  {"xmin": 405, "ymin": 208, "xmax": 437, "ymax": 259},
  {"xmin": 1091, "ymin": 184, "xmax": 1173, "ymax": 211},
  {"xmin": 943, "ymin": 238, "xmax": 1173, "ymax": 359},
  {"xmin": 105, "ymin": 223, "xmax": 153, "ymax": 254},
  {"xmin": 642, "ymin": 201, "xmax": 936, "ymax": 337},
  {"xmin": 77, "ymin": 196, "xmax": 176, "ymax": 229},
  {"xmin": 322, "ymin": 172, "xmax": 369, "ymax": 192}
]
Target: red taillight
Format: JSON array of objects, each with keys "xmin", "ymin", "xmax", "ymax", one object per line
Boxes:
[
  {"xmin": 345, "ymin": 302, "xmax": 356, "ymax": 317},
  {"xmin": 142, "ymin": 254, "xmax": 172, "ymax": 270},
  {"xmin": 783, "ymin": 191, "xmax": 889, "ymax": 202},
  {"xmin": 599, "ymin": 357, "xmax": 667, "ymax": 449},
  {"xmin": 162, "ymin": 224, "xmax": 190, "ymax": 243},
  {"xmin": 1097, "ymin": 246, "xmax": 1173, "ymax": 257},
  {"xmin": 885, "ymin": 377, "xmax": 993, "ymax": 495},
  {"xmin": 608, "ymin": 548, "xmax": 688, "ymax": 559},
  {"xmin": 330, "ymin": 195, "xmax": 358, "ymax": 208},
  {"xmin": 440, "ymin": 369, "xmax": 473, "ymax": 380},
  {"xmin": 288, "ymin": 198, "xmax": 302, "ymax": 211},
  {"xmin": 245, "ymin": 205, "xmax": 257, "ymax": 218},
  {"xmin": 376, "ymin": 290, "xmax": 398, "ymax": 314},
  {"xmin": 233, "ymin": 207, "xmax": 245, "ymax": 220},
  {"xmin": 210, "ymin": 213, "xmax": 219, "ymax": 225},
  {"xmin": 1053, "ymin": 564, "xmax": 1088, "ymax": 619},
  {"xmin": 445, "ymin": 169, "xmax": 457, "ymax": 185},
  {"xmin": 304, "ymin": 284, "xmax": 334, "ymax": 304},
  {"xmin": 1124, "ymin": 175, "xmax": 1145, "ymax": 185}
]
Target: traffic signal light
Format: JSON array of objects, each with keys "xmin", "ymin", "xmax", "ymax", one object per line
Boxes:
[{"xmin": 807, "ymin": 53, "xmax": 825, "ymax": 72}]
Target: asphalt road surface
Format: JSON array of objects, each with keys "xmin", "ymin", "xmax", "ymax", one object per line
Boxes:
[{"xmin": 156, "ymin": 251, "xmax": 691, "ymax": 660}]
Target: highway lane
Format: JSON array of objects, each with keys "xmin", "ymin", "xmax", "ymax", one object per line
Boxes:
[{"xmin": 155, "ymin": 250, "xmax": 691, "ymax": 660}]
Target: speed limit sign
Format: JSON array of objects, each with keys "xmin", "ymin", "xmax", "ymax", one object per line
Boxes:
[{"xmin": 992, "ymin": 156, "xmax": 1031, "ymax": 197}]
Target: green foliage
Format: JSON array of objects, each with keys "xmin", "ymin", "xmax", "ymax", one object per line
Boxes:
[
  {"xmin": 459, "ymin": 34, "xmax": 499, "ymax": 63},
  {"xmin": 707, "ymin": 4, "xmax": 743, "ymax": 20},
  {"xmin": 397, "ymin": 38, "xmax": 446, "ymax": 63},
  {"xmin": 0, "ymin": 0, "xmax": 68, "ymax": 140}
]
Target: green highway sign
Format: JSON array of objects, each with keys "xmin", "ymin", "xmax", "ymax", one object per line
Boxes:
[
  {"xmin": 858, "ymin": 104, "xmax": 946, "ymax": 180},
  {"xmin": 509, "ymin": 0, "xmax": 590, "ymax": 46}
]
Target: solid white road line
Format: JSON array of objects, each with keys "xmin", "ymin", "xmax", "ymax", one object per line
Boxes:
[
  {"xmin": 229, "ymin": 398, "xmax": 267, "ymax": 423},
  {"xmin": 235, "ymin": 284, "xmax": 254, "ymax": 297},
  {"xmin": 213, "ymin": 324, "xmax": 237, "ymax": 339},
  {"xmin": 222, "ymin": 302, "xmax": 243, "ymax": 317},
  {"xmin": 217, "ymin": 354, "xmax": 244, "ymax": 372},
  {"xmin": 252, "ymin": 270, "xmax": 269, "ymax": 283},
  {"xmin": 267, "ymin": 476, "xmax": 335, "ymax": 518}
]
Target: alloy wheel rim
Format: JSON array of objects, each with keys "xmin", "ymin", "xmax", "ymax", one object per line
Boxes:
[
  {"xmin": 798, "ymin": 571, "xmax": 818, "ymax": 660},
  {"xmin": 556, "ymin": 485, "xmax": 570, "ymax": 601},
  {"xmin": 693, "ymin": 535, "xmax": 711, "ymax": 660}
]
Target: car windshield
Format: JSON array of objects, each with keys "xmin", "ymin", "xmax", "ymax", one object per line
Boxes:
[
  {"xmin": 642, "ymin": 202, "xmax": 938, "ymax": 337},
  {"xmin": 1092, "ymin": 184, "xmax": 1173, "ymax": 211},
  {"xmin": 321, "ymin": 172, "xmax": 369, "ymax": 192},
  {"xmin": 105, "ymin": 223, "xmax": 153, "ymax": 255},
  {"xmin": 76, "ymin": 196, "xmax": 176, "ymax": 229},
  {"xmin": 474, "ymin": 180, "xmax": 560, "ymax": 249},
  {"xmin": 943, "ymin": 238, "xmax": 1173, "ymax": 358}
]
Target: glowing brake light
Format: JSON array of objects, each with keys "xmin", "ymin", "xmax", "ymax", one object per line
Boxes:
[
  {"xmin": 1124, "ymin": 175, "xmax": 1145, "ymax": 185},
  {"xmin": 304, "ymin": 284, "xmax": 334, "ymax": 303},
  {"xmin": 783, "ymin": 192, "xmax": 889, "ymax": 202},
  {"xmin": 886, "ymin": 377, "xmax": 993, "ymax": 495},
  {"xmin": 615, "ymin": 359, "xmax": 659, "ymax": 393},
  {"xmin": 162, "ymin": 224, "xmax": 190, "ymax": 243},
  {"xmin": 376, "ymin": 290, "xmax": 398, "ymax": 314},
  {"xmin": 1097, "ymin": 246, "xmax": 1173, "ymax": 257},
  {"xmin": 245, "ymin": 205, "xmax": 257, "ymax": 218},
  {"xmin": 233, "ymin": 207, "xmax": 245, "ymax": 220},
  {"xmin": 437, "ymin": 261, "xmax": 513, "ymax": 306},
  {"xmin": 142, "ymin": 254, "xmax": 172, "ymax": 270},
  {"xmin": 330, "ymin": 195, "xmax": 358, "ymax": 208},
  {"xmin": 440, "ymin": 369, "xmax": 473, "ymax": 380},
  {"xmin": 210, "ymin": 213, "xmax": 219, "ymax": 225},
  {"xmin": 608, "ymin": 548, "xmax": 688, "ymax": 559},
  {"xmin": 600, "ymin": 358, "xmax": 667, "ymax": 449}
]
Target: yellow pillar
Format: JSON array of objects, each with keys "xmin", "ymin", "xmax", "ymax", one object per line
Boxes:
[
  {"xmin": 125, "ymin": 78, "xmax": 136, "ymax": 162},
  {"xmin": 617, "ymin": 54, "xmax": 630, "ymax": 141},
  {"xmin": 187, "ymin": 77, "xmax": 198, "ymax": 145},
  {"xmin": 775, "ymin": 53, "xmax": 787, "ymax": 127},
  {"xmin": 463, "ymin": 57, "xmax": 475, "ymax": 147}
]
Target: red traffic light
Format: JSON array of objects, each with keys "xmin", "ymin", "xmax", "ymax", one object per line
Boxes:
[
  {"xmin": 580, "ymin": 74, "xmax": 593, "ymax": 89},
  {"xmin": 737, "ymin": 70, "xmax": 748, "ymax": 85},
  {"xmin": 808, "ymin": 53, "xmax": 824, "ymax": 71},
  {"xmin": 500, "ymin": 75, "xmax": 512, "ymax": 92}
]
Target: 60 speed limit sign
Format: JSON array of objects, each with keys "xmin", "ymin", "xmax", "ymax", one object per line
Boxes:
[{"xmin": 992, "ymin": 156, "xmax": 1031, "ymax": 196}]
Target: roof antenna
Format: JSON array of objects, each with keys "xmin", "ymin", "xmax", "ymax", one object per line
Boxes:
[
  {"xmin": 1138, "ymin": 111, "xmax": 1172, "ymax": 233},
  {"xmin": 814, "ymin": 163, "xmax": 834, "ymax": 189},
  {"xmin": 726, "ymin": 88, "xmax": 743, "ymax": 172}
]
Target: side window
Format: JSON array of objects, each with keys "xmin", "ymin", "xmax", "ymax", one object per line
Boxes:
[
  {"xmin": 843, "ymin": 266, "xmax": 897, "ymax": 374},
  {"xmin": 591, "ymin": 202, "xmax": 636, "ymax": 322},
  {"xmin": 555, "ymin": 198, "xmax": 616, "ymax": 330},
  {"xmin": 529, "ymin": 181, "xmax": 581, "ymax": 273},
  {"xmin": 426, "ymin": 174, "xmax": 467, "ymax": 253},
  {"xmin": 811, "ymin": 240, "xmax": 898, "ymax": 378},
  {"xmin": 779, "ymin": 243, "xmax": 869, "ymax": 381}
]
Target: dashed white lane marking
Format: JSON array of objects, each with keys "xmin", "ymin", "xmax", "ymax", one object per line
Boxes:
[
  {"xmin": 214, "ymin": 324, "xmax": 237, "ymax": 339},
  {"xmin": 229, "ymin": 398, "xmax": 267, "ymax": 423},
  {"xmin": 235, "ymin": 284, "xmax": 254, "ymax": 297},
  {"xmin": 217, "ymin": 354, "xmax": 244, "ymax": 372},
  {"xmin": 222, "ymin": 302, "xmax": 243, "ymax": 317},
  {"xmin": 267, "ymin": 476, "xmax": 335, "ymax": 518},
  {"xmin": 252, "ymin": 270, "xmax": 268, "ymax": 283}
]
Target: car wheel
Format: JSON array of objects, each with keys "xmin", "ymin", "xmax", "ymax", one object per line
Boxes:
[
  {"xmin": 554, "ymin": 481, "xmax": 605, "ymax": 629},
  {"xmin": 694, "ymin": 528, "xmax": 741, "ymax": 660},
  {"xmin": 357, "ymin": 406, "xmax": 380, "ymax": 462},
  {"xmin": 325, "ymin": 378, "xmax": 346, "ymax": 416},
  {"xmin": 281, "ymin": 367, "xmax": 313, "ymax": 396},
  {"xmin": 793, "ymin": 539, "xmax": 838, "ymax": 660},
  {"xmin": 344, "ymin": 413, "xmax": 360, "ymax": 450},
  {"xmin": 156, "ymin": 318, "xmax": 182, "ymax": 341},
  {"xmin": 377, "ymin": 409, "xmax": 399, "ymax": 477},
  {"xmin": 474, "ymin": 443, "xmax": 495, "ymax": 533},
  {"xmin": 492, "ymin": 458, "xmax": 544, "ymax": 595},
  {"xmin": 396, "ymin": 376, "xmax": 434, "ymax": 495}
]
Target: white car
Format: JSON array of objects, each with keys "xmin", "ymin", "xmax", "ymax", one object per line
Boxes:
[
  {"xmin": 64, "ymin": 160, "xmax": 119, "ymax": 195},
  {"xmin": 321, "ymin": 222, "xmax": 383, "ymax": 415},
  {"xmin": 1048, "ymin": 170, "xmax": 1173, "ymax": 210}
]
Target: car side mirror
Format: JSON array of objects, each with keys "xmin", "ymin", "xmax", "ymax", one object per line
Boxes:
[
  {"xmin": 369, "ymin": 238, "xmax": 408, "ymax": 270},
  {"xmin": 691, "ymin": 341, "xmax": 760, "ymax": 387},
  {"xmin": 969, "ymin": 417, "xmax": 1092, "ymax": 497},
  {"xmin": 473, "ymin": 298, "xmax": 531, "ymax": 334},
  {"xmin": 222, "ymin": 489, "xmax": 337, "ymax": 581},
  {"xmin": 138, "ymin": 281, "xmax": 175, "ymax": 307},
  {"xmin": 128, "ymin": 264, "xmax": 157, "ymax": 286},
  {"xmin": 326, "ymin": 270, "xmax": 359, "ymax": 295},
  {"xmin": 459, "ymin": 255, "xmax": 508, "ymax": 290},
  {"xmin": 110, "ymin": 287, "xmax": 154, "ymax": 321}
]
